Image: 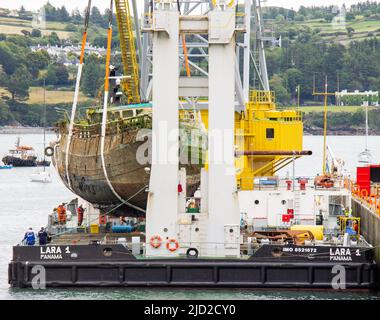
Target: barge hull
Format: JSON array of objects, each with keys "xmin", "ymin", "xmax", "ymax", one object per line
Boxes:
[{"xmin": 8, "ymin": 260, "xmax": 376, "ymax": 289}]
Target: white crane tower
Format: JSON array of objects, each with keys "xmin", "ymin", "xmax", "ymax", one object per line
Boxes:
[{"xmin": 143, "ymin": 0, "xmax": 250, "ymax": 258}]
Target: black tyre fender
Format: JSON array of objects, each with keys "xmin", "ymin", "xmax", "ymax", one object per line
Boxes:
[
  {"xmin": 186, "ymin": 248, "xmax": 199, "ymax": 259},
  {"xmin": 45, "ymin": 146, "xmax": 54, "ymax": 157}
]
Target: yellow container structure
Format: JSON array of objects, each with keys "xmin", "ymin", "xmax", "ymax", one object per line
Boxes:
[
  {"xmin": 181, "ymin": 90, "xmax": 305, "ymax": 191},
  {"xmin": 290, "ymin": 225, "xmax": 324, "ymax": 241},
  {"xmin": 235, "ymin": 90, "xmax": 304, "ymax": 190},
  {"xmin": 90, "ymin": 224, "xmax": 99, "ymax": 234}
]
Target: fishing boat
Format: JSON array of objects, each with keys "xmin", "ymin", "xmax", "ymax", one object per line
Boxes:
[{"xmin": 2, "ymin": 138, "xmax": 37, "ymax": 167}]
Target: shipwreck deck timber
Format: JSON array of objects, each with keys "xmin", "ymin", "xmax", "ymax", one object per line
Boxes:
[{"xmin": 53, "ymin": 119, "xmax": 203, "ymax": 214}]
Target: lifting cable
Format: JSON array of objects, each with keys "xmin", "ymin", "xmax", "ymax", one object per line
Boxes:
[
  {"xmin": 100, "ymin": 0, "xmax": 145, "ymax": 214},
  {"xmin": 64, "ymin": 0, "xmax": 92, "ymax": 191},
  {"xmin": 176, "ymin": 1, "xmax": 191, "ymax": 77}
]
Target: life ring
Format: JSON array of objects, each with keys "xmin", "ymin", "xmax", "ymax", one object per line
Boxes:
[
  {"xmin": 45, "ymin": 146, "xmax": 54, "ymax": 157},
  {"xmin": 150, "ymin": 235, "xmax": 162, "ymax": 249},
  {"xmin": 166, "ymin": 239, "xmax": 179, "ymax": 252},
  {"xmin": 361, "ymin": 189, "xmax": 368, "ymax": 198}
]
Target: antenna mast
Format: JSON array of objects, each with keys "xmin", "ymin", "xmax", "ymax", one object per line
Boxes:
[{"xmin": 312, "ymin": 76, "xmax": 335, "ymax": 175}]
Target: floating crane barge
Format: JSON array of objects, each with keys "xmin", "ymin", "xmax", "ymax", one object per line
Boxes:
[{"xmin": 9, "ymin": 0, "xmax": 377, "ymax": 289}]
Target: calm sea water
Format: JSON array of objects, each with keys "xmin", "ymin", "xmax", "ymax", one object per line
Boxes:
[{"xmin": 0, "ymin": 133, "xmax": 379, "ymax": 300}]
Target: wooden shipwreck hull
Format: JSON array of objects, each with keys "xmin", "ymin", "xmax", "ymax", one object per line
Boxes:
[{"xmin": 52, "ymin": 117, "xmax": 204, "ymax": 215}]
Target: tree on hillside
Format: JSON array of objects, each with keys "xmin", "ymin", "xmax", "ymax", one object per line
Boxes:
[
  {"xmin": 346, "ymin": 27, "xmax": 355, "ymax": 37},
  {"xmin": 6, "ymin": 65, "xmax": 32, "ymax": 101},
  {"xmin": 44, "ymin": 2, "xmax": 58, "ymax": 21},
  {"xmin": 71, "ymin": 9, "xmax": 83, "ymax": 24},
  {"xmin": 284, "ymin": 68, "xmax": 303, "ymax": 101},
  {"xmin": 31, "ymin": 29, "xmax": 42, "ymax": 37},
  {"xmin": 45, "ymin": 63, "xmax": 69, "ymax": 86},
  {"xmin": 0, "ymin": 99, "xmax": 14, "ymax": 125},
  {"xmin": 81, "ymin": 55, "xmax": 104, "ymax": 97},
  {"xmin": 90, "ymin": 7, "xmax": 104, "ymax": 25},
  {"xmin": 18, "ymin": 6, "xmax": 30, "ymax": 20},
  {"xmin": 0, "ymin": 42, "xmax": 20, "ymax": 75},
  {"xmin": 269, "ymin": 74, "xmax": 290, "ymax": 104},
  {"xmin": 92, "ymin": 35, "xmax": 107, "ymax": 48},
  {"xmin": 26, "ymin": 50, "xmax": 50, "ymax": 78},
  {"xmin": 46, "ymin": 32, "xmax": 61, "ymax": 46},
  {"xmin": 58, "ymin": 6, "xmax": 70, "ymax": 22}
]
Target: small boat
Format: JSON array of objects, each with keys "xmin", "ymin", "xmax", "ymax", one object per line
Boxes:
[
  {"xmin": 30, "ymin": 171, "xmax": 52, "ymax": 183},
  {"xmin": 30, "ymin": 81, "xmax": 51, "ymax": 183},
  {"xmin": 0, "ymin": 165, "xmax": 12, "ymax": 169},
  {"xmin": 2, "ymin": 137, "xmax": 37, "ymax": 167}
]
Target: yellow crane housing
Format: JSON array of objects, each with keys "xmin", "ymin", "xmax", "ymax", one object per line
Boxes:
[
  {"xmin": 235, "ymin": 90, "xmax": 304, "ymax": 190},
  {"xmin": 115, "ymin": 0, "xmax": 140, "ymax": 104}
]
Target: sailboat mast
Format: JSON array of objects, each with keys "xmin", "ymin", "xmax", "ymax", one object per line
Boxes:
[{"xmin": 43, "ymin": 78, "xmax": 46, "ymax": 172}]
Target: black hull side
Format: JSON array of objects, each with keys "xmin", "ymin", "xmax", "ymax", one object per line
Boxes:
[
  {"xmin": 9, "ymin": 244, "xmax": 377, "ymax": 289},
  {"xmin": 2, "ymin": 156, "xmax": 37, "ymax": 167}
]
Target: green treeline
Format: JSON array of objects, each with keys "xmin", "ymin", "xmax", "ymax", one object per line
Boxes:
[
  {"xmin": 303, "ymin": 109, "xmax": 380, "ymax": 133},
  {"xmin": 265, "ymin": 38, "xmax": 380, "ymax": 105},
  {"xmin": 1, "ymin": 3, "xmax": 380, "ymax": 129}
]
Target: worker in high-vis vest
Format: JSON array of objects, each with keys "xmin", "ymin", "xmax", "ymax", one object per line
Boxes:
[
  {"xmin": 57, "ymin": 203, "xmax": 67, "ymax": 225},
  {"xmin": 345, "ymin": 207, "xmax": 352, "ymax": 217}
]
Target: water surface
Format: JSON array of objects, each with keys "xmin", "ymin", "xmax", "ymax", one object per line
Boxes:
[{"xmin": 0, "ymin": 134, "xmax": 379, "ymax": 300}]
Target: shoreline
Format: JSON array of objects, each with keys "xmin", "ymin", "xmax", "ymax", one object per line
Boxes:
[
  {"xmin": 0, "ymin": 127, "xmax": 55, "ymax": 134},
  {"xmin": 1, "ymin": 126, "xmax": 379, "ymax": 136}
]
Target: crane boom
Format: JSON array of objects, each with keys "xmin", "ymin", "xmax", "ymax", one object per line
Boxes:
[{"xmin": 115, "ymin": 0, "xmax": 140, "ymax": 104}]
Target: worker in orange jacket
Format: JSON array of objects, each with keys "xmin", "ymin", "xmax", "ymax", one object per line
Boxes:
[{"xmin": 57, "ymin": 203, "xmax": 67, "ymax": 225}]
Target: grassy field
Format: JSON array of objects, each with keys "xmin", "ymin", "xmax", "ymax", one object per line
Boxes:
[
  {"xmin": 296, "ymin": 17, "xmax": 380, "ymax": 33},
  {"xmin": 0, "ymin": 87, "xmax": 92, "ymax": 104},
  {"xmin": 0, "ymin": 16, "xmax": 74, "ymax": 39},
  {"xmin": 288, "ymin": 17, "xmax": 380, "ymax": 44},
  {"xmin": 295, "ymin": 105, "xmax": 369, "ymax": 113}
]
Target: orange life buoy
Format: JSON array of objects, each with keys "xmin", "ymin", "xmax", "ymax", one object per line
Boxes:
[
  {"xmin": 166, "ymin": 239, "xmax": 179, "ymax": 252},
  {"xmin": 361, "ymin": 189, "xmax": 369, "ymax": 198},
  {"xmin": 150, "ymin": 235, "xmax": 162, "ymax": 248}
]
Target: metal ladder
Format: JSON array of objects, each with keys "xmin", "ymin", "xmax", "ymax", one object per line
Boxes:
[
  {"xmin": 115, "ymin": 0, "xmax": 140, "ymax": 104},
  {"xmin": 294, "ymin": 191, "xmax": 301, "ymax": 218}
]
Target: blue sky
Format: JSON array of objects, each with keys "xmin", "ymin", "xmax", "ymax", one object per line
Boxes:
[{"xmin": 0, "ymin": 0, "xmax": 365, "ymax": 13}]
